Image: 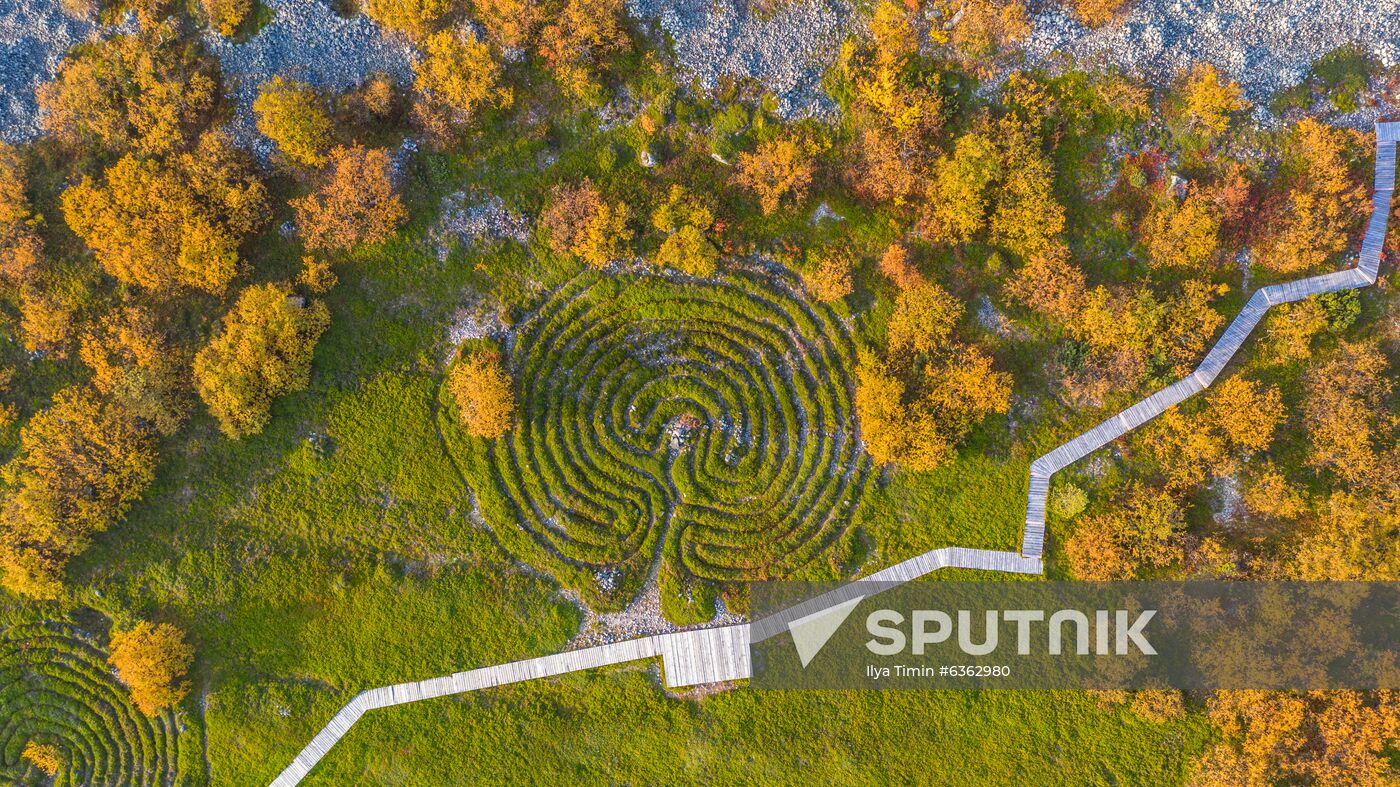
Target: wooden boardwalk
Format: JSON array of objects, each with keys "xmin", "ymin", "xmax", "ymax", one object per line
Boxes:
[
  {"xmin": 271, "ymin": 123, "xmax": 1398, "ymax": 786},
  {"xmin": 1022, "ymin": 124, "xmax": 1397, "ymax": 557}
]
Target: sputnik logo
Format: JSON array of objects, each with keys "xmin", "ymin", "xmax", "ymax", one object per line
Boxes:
[{"xmin": 786, "ymin": 597, "xmax": 864, "ymax": 667}]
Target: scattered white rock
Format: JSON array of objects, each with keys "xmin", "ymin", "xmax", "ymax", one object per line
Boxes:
[
  {"xmin": 202, "ymin": 0, "xmax": 414, "ymax": 155},
  {"xmin": 809, "ymin": 201, "xmax": 844, "ymax": 224},
  {"xmin": 628, "ymin": 0, "xmax": 850, "ymax": 118},
  {"xmin": 0, "ymin": 0, "xmax": 99, "ymax": 143},
  {"xmin": 1023, "ymin": 0, "xmax": 1400, "ymax": 127},
  {"xmin": 431, "ymin": 190, "xmax": 530, "ymax": 260}
]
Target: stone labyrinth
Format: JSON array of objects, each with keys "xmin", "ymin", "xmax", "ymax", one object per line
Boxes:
[
  {"xmin": 470, "ymin": 267, "xmax": 870, "ymax": 611},
  {"xmin": 0, "ymin": 621, "xmax": 185, "ymax": 785}
]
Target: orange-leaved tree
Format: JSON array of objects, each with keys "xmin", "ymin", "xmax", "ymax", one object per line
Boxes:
[
  {"xmin": 108, "ymin": 621, "xmax": 194, "ymax": 715},
  {"xmin": 293, "ymin": 145, "xmax": 406, "ymax": 251}
]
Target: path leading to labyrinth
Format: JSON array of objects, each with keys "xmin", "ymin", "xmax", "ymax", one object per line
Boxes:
[{"xmin": 272, "ymin": 122, "xmax": 1400, "ymax": 786}]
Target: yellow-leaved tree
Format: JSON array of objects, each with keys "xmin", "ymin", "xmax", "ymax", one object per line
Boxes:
[
  {"xmin": 447, "ymin": 349, "xmax": 515, "ymax": 438},
  {"xmin": 1181, "ymin": 63, "xmax": 1248, "ymax": 135},
  {"xmin": 193, "ymin": 283, "xmax": 330, "ymax": 438},
  {"xmin": 107, "ymin": 621, "xmax": 194, "ymax": 715},
  {"xmin": 0, "ymin": 142, "xmax": 42, "ymax": 284},
  {"xmin": 0, "ymin": 387, "xmax": 158, "ymax": 598},
  {"xmin": 363, "ymin": 0, "xmax": 451, "ymax": 40},
  {"xmin": 61, "ymin": 132, "xmax": 268, "ymax": 294},
  {"xmin": 539, "ymin": 179, "xmax": 632, "ymax": 268},
  {"xmin": 254, "ymin": 77, "xmax": 333, "ymax": 167},
  {"xmin": 415, "ymin": 30, "xmax": 512, "ymax": 127}
]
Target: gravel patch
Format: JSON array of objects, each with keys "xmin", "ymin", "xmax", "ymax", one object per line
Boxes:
[
  {"xmin": 0, "ymin": 0, "xmax": 98, "ymax": 143},
  {"xmin": 203, "ymin": 0, "xmax": 414, "ymax": 155},
  {"xmin": 1024, "ymin": 0, "xmax": 1400, "ymax": 124},
  {"xmin": 628, "ymin": 0, "xmax": 851, "ymax": 118},
  {"xmin": 430, "ymin": 190, "xmax": 530, "ymax": 260}
]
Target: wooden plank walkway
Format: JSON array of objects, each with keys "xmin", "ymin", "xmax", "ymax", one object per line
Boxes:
[
  {"xmin": 271, "ymin": 123, "xmax": 1398, "ymax": 786},
  {"xmin": 1022, "ymin": 122, "xmax": 1397, "ymax": 557}
]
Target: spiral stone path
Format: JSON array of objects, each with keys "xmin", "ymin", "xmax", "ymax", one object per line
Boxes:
[
  {"xmin": 272, "ymin": 122, "xmax": 1399, "ymax": 786},
  {"xmin": 473, "ymin": 268, "xmax": 869, "ymax": 608},
  {"xmin": 0, "ymin": 621, "xmax": 185, "ymax": 786}
]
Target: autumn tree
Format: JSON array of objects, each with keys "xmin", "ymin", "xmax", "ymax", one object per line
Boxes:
[
  {"xmin": 933, "ymin": 0, "xmax": 1030, "ymax": 64},
  {"xmin": 1071, "ymin": 0, "xmax": 1128, "ymax": 27},
  {"xmin": 1139, "ymin": 376, "xmax": 1282, "ymax": 491},
  {"xmin": 1006, "ymin": 245, "xmax": 1085, "ymax": 326},
  {"xmin": 0, "ymin": 142, "xmax": 42, "ymax": 284},
  {"xmin": 1206, "ymin": 376, "xmax": 1285, "ymax": 454},
  {"xmin": 447, "ymin": 349, "xmax": 514, "ymax": 438},
  {"xmin": 920, "ymin": 130, "xmax": 999, "ymax": 245},
  {"xmin": 254, "ymin": 77, "xmax": 333, "ymax": 167},
  {"xmin": 414, "ymin": 30, "xmax": 512, "ymax": 131},
  {"xmin": 735, "ymin": 135, "xmax": 818, "ymax": 216},
  {"xmin": 886, "ymin": 281, "xmax": 961, "ymax": 356},
  {"xmin": 1263, "ymin": 299, "xmax": 1327, "ymax": 363},
  {"xmin": 1144, "ymin": 185, "xmax": 1221, "ymax": 270},
  {"xmin": 193, "ymin": 283, "xmax": 330, "ymax": 438},
  {"xmin": 803, "ymin": 245, "xmax": 855, "ymax": 303},
  {"xmin": 855, "ymin": 280, "xmax": 1012, "ymax": 471},
  {"xmin": 79, "ymin": 305, "xmax": 191, "ymax": 435},
  {"xmin": 202, "ymin": 0, "xmax": 251, "ymax": 35},
  {"xmin": 1289, "ymin": 493, "xmax": 1400, "ymax": 581},
  {"xmin": 655, "ymin": 225, "xmax": 720, "ymax": 278},
  {"xmin": 989, "ymin": 117, "xmax": 1064, "ymax": 259},
  {"xmin": 108, "ymin": 621, "xmax": 194, "ymax": 715},
  {"xmin": 37, "ymin": 27, "xmax": 217, "ymax": 154},
  {"xmin": 1302, "ymin": 340, "xmax": 1391, "ymax": 488},
  {"xmin": 1065, "ymin": 485, "xmax": 1184, "ymax": 580},
  {"xmin": 1181, "ymin": 63, "xmax": 1248, "ymax": 135},
  {"xmin": 650, "ymin": 185, "xmax": 715, "ymax": 235},
  {"xmin": 539, "ymin": 179, "xmax": 632, "ymax": 268},
  {"xmin": 363, "ymin": 0, "xmax": 451, "ymax": 40},
  {"xmin": 1258, "ymin": 118, "xmax": 1366, "ymax": 274},
  {"xmin": 1194, "ymin": 690, "xmax": 1400, "ymax": 786},
  {"xmin": 878, "ymin": 243, "xmax": 924, "ymax": 290},
  {"xmin": 18, "ymin": 285, "xmax": 78, "ymax": 357},
  {"xmin": 62, "ymin": 132, "xmax": 268, "ymax": 294},
  {"xmin": 473, "ymin": 0, "xmax": 542, "ymax": 48},
  {"xmin": 0, "ymin": 387, "xmax": 158, "ymax": 597},
  {"xmin": 538, "ymin": 0, "xmax": 629, "ymax": 103},
  {"xmin": 293, "ymin": 145, "xmax": 406, "ymax": 251}
]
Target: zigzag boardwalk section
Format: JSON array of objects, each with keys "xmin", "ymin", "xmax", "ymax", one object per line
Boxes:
[
  {"xmin": 1021, "ymin": 122, "xmax": 1398, "ymax": 558},
  {"xmin": 272, "ymin": 123, "xmax": 1399, "ymax": 786}
]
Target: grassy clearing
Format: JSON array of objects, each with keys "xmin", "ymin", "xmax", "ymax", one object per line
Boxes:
[{"xmin": 294, "ymin": 671, "xmax": 1209, "ymax": 785}]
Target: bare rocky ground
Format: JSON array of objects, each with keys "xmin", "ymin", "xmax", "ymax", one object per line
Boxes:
[
  {"xmin": 202, "ymin": 0, "xmax": 414, "ymax": 155},
  {"xmin": 1023, "ymin": 0, "xmax": 1400, "ymax": 125},
  {"xmin": 7, "ymin": 0, "xmax": 1400, "ymax": 143},
  {"xmin": 0, "ymin": 0, "xmax": 95, "ymax": 142},
  {"xmin": 628, "ymin": 0, "xmax": 852, "ymax": 118}
]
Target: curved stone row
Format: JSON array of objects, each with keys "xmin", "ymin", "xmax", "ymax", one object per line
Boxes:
[
  {"xmin": 475, "ymin": 267, "xmax": 870, "ymax": 601},
  {"xmin": 0, "ymin": 621, "xmax": 181, "ymax": 786}
]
